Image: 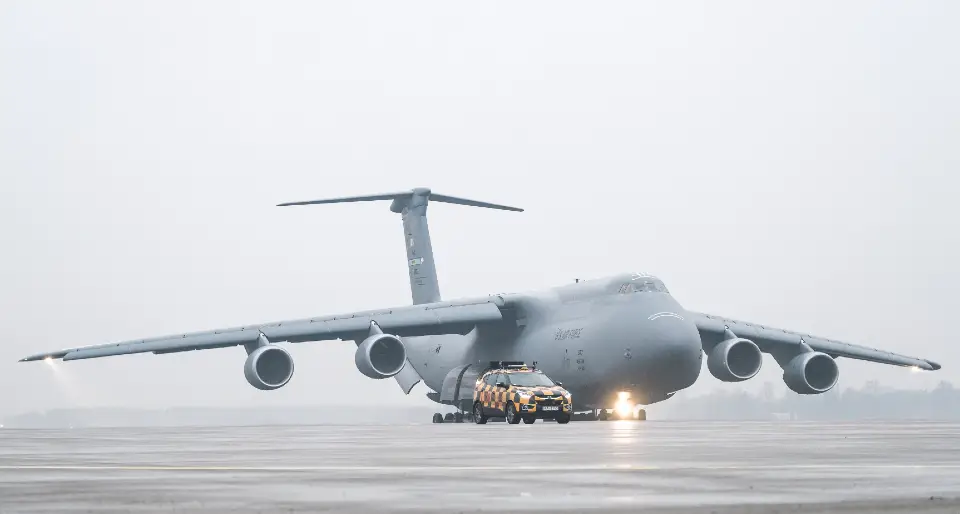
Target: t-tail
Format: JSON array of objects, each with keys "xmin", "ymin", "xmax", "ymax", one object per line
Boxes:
[{"xmin": 278, "ymin": 187, "xmax": 523, "ymax": 305}]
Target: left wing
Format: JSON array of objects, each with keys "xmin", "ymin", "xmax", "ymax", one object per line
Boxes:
[
  {"xmin": 19, "ymin": 296, "xmax": 507, "ymax": 362},
  {"xmin": 689, "ymin": 311, "xmax": 941, "ymax": 371}
]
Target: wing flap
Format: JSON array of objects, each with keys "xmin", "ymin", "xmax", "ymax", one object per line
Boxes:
[
  {"xmin": 690, "ymin": 311, "xmax": 941, "ymax": 371},
  {"xmin": 21, "ymin": 298, "xmax": 505, "ymax": 362}
]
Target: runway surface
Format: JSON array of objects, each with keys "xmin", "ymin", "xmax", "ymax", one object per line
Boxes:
[{"xmin": 1, "ymin": 420, "xmax": 959, "ymax": 513}]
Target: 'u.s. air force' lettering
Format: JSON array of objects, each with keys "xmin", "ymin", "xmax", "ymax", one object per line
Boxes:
[{"xmin": 555, "ymin": 328, "xmax": 583, "ymax": 340}]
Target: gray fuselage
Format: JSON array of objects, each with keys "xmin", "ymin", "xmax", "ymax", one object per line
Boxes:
[{"xmin": 402, "ymin": 272, "xmax": 704, "ymax": 409}]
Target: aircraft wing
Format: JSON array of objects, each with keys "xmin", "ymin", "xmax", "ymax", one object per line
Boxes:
[
  {"xmin": 19, "ymin": 296, "xmax": 507, "ymax": 362},
  {"xmin": 689, "ymin": 311, "xmax": 941, "ymax": 371}
]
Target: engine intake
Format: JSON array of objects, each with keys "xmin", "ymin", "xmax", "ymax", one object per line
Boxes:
[
  {"xmin": 355, "ymin": 333, "xmax": 406, "ymax": 379},
  {"xmin": 782, "ymin": 352, "xmax": 839, "ymax": 394},
  {"xmin": 708, "ymin": 337, "xmax": 763, "ymax": 382},
  {"xmin": 244, "ymin": 345, "xmax": 295, "ymax": 390}
]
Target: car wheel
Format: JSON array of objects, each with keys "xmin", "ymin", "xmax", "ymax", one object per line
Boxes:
[
  {"xmin": 473, "ymin": 402, "xmax": 488, "ymax": 424},
  {"xmin": 506, "ymin": 403, "xmax": 521, "ymax": 424},
  {"xmin": 556, "ymin": 413, "xmax": 571, "ymax": 424}
]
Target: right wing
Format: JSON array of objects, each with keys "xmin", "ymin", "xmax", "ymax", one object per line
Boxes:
[
  {"xmin": 689, "ymin": 311, "xmax": 941, "ymax": 371},
  {"xmin": 19, "ymin": 296, "xmax": 507, "ymax": 362}
]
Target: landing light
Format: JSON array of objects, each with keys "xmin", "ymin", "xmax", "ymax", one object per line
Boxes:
[{"xmin": 615, "ymin": 391, "xmax": 633, "ymax": 418}]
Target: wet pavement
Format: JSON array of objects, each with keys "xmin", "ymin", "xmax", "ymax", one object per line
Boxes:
[{"xmin": 1, "ymin": 420, "xmax": 958, "ymax": 513}]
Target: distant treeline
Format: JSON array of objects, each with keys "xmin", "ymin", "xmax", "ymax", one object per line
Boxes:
[
  {"xmin": 0, "ymin": 405, "xmax": 439, "ymax": 429},
  {"xmin": 3, "ymin": 382, "xmax": 957, "ymax": 428},
  {"xmin": 650, "ymin": 380, "xmax": 959, "ymax": 421}
]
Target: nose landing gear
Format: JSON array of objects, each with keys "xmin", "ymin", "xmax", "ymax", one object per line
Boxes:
[{"xmin": 595, "ymin": 407, "xmax": 646, "ymax": 421}]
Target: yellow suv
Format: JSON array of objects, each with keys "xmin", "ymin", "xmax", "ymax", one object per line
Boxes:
[{"xmin": 472, "ymin": 363, "xmax": 572, "ymax": 424}]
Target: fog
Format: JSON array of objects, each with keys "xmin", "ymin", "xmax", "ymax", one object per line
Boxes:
[{"xmin": 2, "ymin": 1, "xmax": 957, "ymax": 418}]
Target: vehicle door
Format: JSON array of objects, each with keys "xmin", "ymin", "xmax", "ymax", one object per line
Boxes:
[
  {"xmin": 493, "ymin": 372, "xmax": 509, "ymax": 414},
  {"xmin": 479, "ymin": 373, "xmax": 496, "ymax": 414}
]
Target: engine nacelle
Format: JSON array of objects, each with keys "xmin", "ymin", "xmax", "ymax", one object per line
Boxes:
[
  {"xmin": 707, "ymin": 337, "xmax": 763, "ymax": 382},
  {"xmin": 243, "ymin": 344, "xmax": 295, "ymax": 390},
  {"xmin": 354, "ymin": 333, "xmax": 406, "ymax": 379},
  {"xmin": 782, "ymin": 352, "xmax": 839, "ymax": 394}
]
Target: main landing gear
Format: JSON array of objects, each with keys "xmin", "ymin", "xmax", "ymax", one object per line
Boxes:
[{"xmin": 433, "ymin": 411, "xmax": 468, "ymax": 423}]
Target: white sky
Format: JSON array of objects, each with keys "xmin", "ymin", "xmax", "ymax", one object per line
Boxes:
[{"xmin": 1, "ymin": 1, "xmax": 957, "ymax": 416}]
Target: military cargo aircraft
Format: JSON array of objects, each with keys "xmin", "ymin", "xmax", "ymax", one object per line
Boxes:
[{"xmin": 20, "ymin": 188, "xmax": 941, "ymax": 421}]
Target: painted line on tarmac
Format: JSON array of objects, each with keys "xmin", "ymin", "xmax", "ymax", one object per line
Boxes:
[{"xmin": 1, "ymin": 464, "xmax": 959, "ymax": 472}]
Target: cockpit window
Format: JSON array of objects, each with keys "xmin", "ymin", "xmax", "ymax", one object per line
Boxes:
[{"xmin": 618, "ymin": 279, "xmax": 669, "ymax": 294}]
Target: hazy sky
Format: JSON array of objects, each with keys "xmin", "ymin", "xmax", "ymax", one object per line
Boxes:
[{"xmin": 2, "ymin": 1, "xmax": 957, "ymax": 417}]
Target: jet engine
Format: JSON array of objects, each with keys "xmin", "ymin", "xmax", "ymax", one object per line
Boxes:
[
  {"xmin": 782, "ymin": 352, "xmax": 839, "ymax": 394},
  {"xmin": 244, "ymin": 345, "xmax": 295, "ymax": 390},
  {"xmin": 354, "ymin": 332, "xmax": 406, "ymax": 379},
  {"xmin": 707, "ymin": 337, "xmax": 763, "ymax": 382}
]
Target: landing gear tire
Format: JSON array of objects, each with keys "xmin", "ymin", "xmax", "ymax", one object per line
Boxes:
[
  {"xmin": 444, "ymin": 413, "xmax": 454, "ymax": 422},
  {"xmin": 432, "ymin": 413, "xmax": 443, "ymax": 423},
  {"xmin": 454, "ymin": 412, "xmax": 464, "ymax": 423},
  {"xmin": 473, "ymin": 402, "xmax": 488, "ymax": 424},
  {"xmin": 556, "ymin": 413, "xmax": 571, "ymax": 424},
  {"xmin": 598, "ymin": 409, "xmax": 609, "ymax": 421},
  {"xmin": 505, "ymin": 403, "xmax": 521, "ymax": 424},
  {"xmin": 635, "ymin": 409, "xmax": 647, "ymax": 421},
  {"xmin": 522, "ymin": 416, "xmax": 535, "ymax": 424}
]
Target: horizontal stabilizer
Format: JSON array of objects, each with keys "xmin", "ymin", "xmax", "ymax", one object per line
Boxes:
[
  {"xmin": 276, "ymin": 191, "xmax": 410, "ymax": 207},
  {"xmin": 277, "ymin": 187, "xmax": 523, "ymax": 212},
  {"xmin": 428, "ymin": 193, "xmax": 523, "ymax": 212}
]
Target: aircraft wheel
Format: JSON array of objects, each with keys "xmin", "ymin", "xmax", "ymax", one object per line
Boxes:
[
  {"xmin": 598, "ymin": 409, "xmax": 609, "ymax": 421},
  {"xmin": 636, "ymin": 409, "xmax": 647, "ymax": 421},
  {"xmin": 454, "ymin": 412, "xmax": 464, "ymax": 423},
  {"xmin": 522, "ymin": 416, "xmax": 535, "ymax": 424},
  {"xmin": 505, "ymin": 403, "xmax": 521, "ymax": 424},
  {"xmin": 444, "ymin": 413, "xmax": 454, "ymax": 422},
  {"xmin": 432, "ymin": 413, "xmax": 443, "ymax": 423},
  {"xmin": 556, "ymin": 414, "xmax": 571, "ymax": 424},
  {"xmin": 473, "ymin": 402, "xmax": 488, "ymax": 424}
]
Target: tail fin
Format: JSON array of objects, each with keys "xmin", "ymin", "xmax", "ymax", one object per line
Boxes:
[{"xmin": 278, "ymin": 187, "xmax": 522, "ymax": 305}]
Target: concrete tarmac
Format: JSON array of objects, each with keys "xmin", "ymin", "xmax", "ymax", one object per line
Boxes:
[{"xmin": 1, "ymin": 420, "xmax": 958, "ymax": 513}]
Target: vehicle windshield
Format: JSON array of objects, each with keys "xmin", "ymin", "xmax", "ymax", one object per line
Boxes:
[{"xmin": 506, "ymin": 372, "xmax": 556, "ymax": 387}]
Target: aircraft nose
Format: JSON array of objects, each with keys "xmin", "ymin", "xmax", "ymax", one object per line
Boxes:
[{"xmin": 639, "ymin": 312, "xmax": 703, "ymax": 393}]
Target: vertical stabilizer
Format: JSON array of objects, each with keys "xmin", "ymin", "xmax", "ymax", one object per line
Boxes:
[{"xmin": 278, "ymin": 187, "xmax": 522, "ymax": 305}]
